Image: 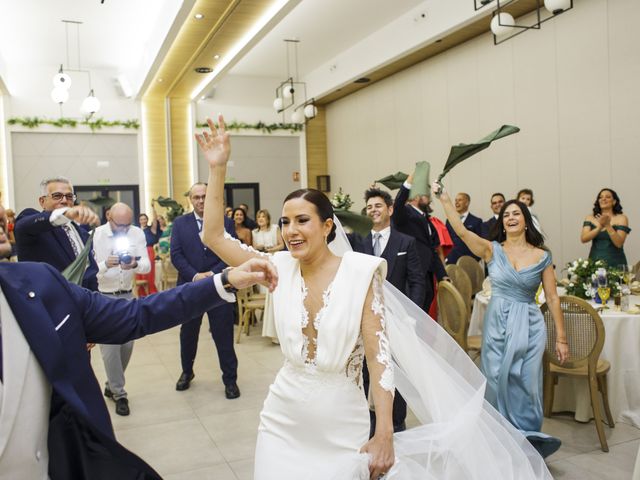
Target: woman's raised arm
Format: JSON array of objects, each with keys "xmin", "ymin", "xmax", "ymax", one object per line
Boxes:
[{"xmin": 197, "ymin": 115, "xmax": 265, "ymax": 266}]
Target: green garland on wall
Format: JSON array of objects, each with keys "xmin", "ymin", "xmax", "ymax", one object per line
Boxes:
[
  {"xmin": 195, "ymin": 120, "xmax": 303, "ymax": 134},
  {"xmin": 7, "ymin": 117, "xmax": 140, "ymax": 131}
]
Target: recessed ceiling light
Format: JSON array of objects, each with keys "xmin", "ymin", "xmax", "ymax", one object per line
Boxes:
[
  {"xmin": 213, "ymin": 54, "xmax": 220, "ymax": 60},
  {"xmin": 195, "ymin": 67, "xmax": 213, "ymax": 74},
  {"xmin": 157, "ymin": 78, "xmax": 164, "ymax": 82},
  {"xmin": 194, "ymin": 13, "xmax": 204, "ymax": 20}
]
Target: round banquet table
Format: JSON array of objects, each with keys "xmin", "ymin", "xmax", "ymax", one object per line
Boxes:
[{"xmin": 469, "ymin": 291, "xmax": 640, "ymax": 427}]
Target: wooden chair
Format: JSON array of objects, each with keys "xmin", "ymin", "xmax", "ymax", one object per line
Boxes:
[
  {"xmin": 236, "ymin": 288, "xmax": 266, "ymax": 343},
  {"xmin": 445, "ymin": 264, "xmax": 472, "ymax": 315},
  {"xmin": 541, "ymin": 295, "xmax": 614, "ymax": 452},
  {"xmin": 456, "ymin": 256, "xmax": 484, "ymax": 296},
  {"xmin": 159, "ymin": 254, "xmax": 178, "ymax": 291},
  {"xmin": 437, "ymin": 281, "xmax": 481, "ymax": 355}
]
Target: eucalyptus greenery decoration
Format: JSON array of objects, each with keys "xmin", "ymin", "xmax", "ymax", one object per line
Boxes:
[
  {"xmin": 196, "ymin": 120, "xmax": 302, "ymax": 134},
  {"xmin": 8, "ymin": 117, "xmax": 140, "ymax": 131}
]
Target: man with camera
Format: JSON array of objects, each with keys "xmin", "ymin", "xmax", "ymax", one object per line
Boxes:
[{"xmin": 93, "ymin": 202, "xmax": 150, "ymax": 416}]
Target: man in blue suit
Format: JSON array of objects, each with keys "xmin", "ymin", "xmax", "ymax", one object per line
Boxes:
[
  {"xmin": 481, "ymin": 192, "xmax": 505, "ymax": 239},
  {"xmin": 0, "ymin": 227, "xmax": 276, "ymax": 479},
  {"xmin": 170, "ymin": 182, "xmax": 240, "ymax": 398},
  {"xmin": 445, "ymin": 192, "xmax": 483, "ymax": 264},
  {"xmin": 15, "ymin": 176, "xmax": 100, "ymax": 291},
  {"xmin": 358, "ymin": 187, "xmax": 425, "ymax": 434}
]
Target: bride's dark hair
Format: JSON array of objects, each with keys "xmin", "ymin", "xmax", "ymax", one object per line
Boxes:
[
  {"xmin": 489, "ymin": 199, "xmax": 547, "ymax": 249},
  {"xmin": 283, "ymin": 189, "xmax": 337, "ymax": 243}
]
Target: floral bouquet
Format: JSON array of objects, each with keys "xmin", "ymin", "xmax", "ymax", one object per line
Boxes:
[{"xmin": 565, "ymin": 258, "xmax": 622, "ymax": 300}]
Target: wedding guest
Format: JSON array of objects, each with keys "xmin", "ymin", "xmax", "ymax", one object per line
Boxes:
[
  {"xmin": 15, "ymin": 176, "xmax": 100, "ymax": 290},
  {"xmin": 445, "ymin": 192, "xmax": 483, "ymax": 264},
  {"xmin": 158, "ymin": 215, "xmax": 167, "ymax": 230},
  {"xmin": 581, "ymin": 188, "xmax": 630, "ymax": 267},
  {"xmin": 225, "ymin": 206, "xmax": 233, "ymax": 219},
  {"xmin": 252, "ymin": 209, "xmax": 284, "ymax": 253},
  {"xmin": 482, "ymin": 193, "xmax": 505, "ymax": 239},
  {"xmin": 517, "ymin": 188, "xmax": 543, "ymax": 235},
  {"xmin": 137, "ymin": 204, "xmax": 162, "ymax": 295},
  {"xmin": 238, "ymin": 202, "xmax": 258, "ymax": 230},
  {"xmin": 233, "ymin": 207, "xmax": 253, "ymax": 245}
]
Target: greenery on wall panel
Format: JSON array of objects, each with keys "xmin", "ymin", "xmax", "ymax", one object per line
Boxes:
[
  {"xmin": 195, "ymin": 120, "xmax": 303, "ymax": 134},
  {"xmin": 7, "ymin": 117, "xmax": 140, "ymax": 131}
]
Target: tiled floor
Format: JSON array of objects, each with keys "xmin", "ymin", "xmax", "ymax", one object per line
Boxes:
[{"xmin": 91, "ymin": 322, "xmax": 640, "ymax": 479}]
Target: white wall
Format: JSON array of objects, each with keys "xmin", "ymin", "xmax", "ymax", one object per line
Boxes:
[{"xmin": 325, "ymin": 0, "xmax": 640, "ymax": 271}]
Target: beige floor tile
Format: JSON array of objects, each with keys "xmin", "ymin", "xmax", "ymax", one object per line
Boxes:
[
  {"xmin": 163, "ymin": 462, "xmax": 238, "ymax": 480},
  {"xmin": 228, "ymin": 457, "xmax": 254, "ymax": 480}
]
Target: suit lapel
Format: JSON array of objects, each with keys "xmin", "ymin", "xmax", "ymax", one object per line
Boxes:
[
  {"xmin": 382, "ymin": 231, "xmax": 400, "ymax": 279},
  {"xmin": 53, "ymin": 226, "xmax": 77, "ymax": 262},
  {"xmin": 363, "ymin": 233, "xmax": 373, "ymax": 255}
]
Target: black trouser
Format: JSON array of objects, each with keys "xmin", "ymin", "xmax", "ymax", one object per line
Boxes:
[
  {"xmin": 179, "ymin": 302, "xmax": 238, "ymax": 386},
  {"xmin": 423, "ymin": 272, "xmax": 435, "ymax": 313},
  {"xmin": 362, "ymin": 359, "xmax": 407, "ymax": 431}
]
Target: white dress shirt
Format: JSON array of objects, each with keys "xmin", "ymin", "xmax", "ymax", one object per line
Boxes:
[
  {"xmin": 94, "ymin": 223, "xmax": 150, "ymax": 293},
  {"xmin": 50, "ymin": 207, "xmax": 84, "ymax": 256},
  {"xmin": 370, "ymin": 226, "xmax": 391, "ymax": 256}
]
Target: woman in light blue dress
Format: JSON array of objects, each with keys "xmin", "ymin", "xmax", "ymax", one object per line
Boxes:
[{"xmin": 434, "ymin": 184, "xmax": 569, "ymax": 458}]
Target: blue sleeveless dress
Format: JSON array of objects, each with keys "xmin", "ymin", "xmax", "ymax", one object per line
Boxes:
[{"xmin": 481, "ymin": 242, "xmax": 556, "ymax": 454}]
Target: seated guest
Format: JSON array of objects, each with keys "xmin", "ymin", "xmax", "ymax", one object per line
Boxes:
[
  {"xmin": 252, "ymin": 209, "xmax": 284, "ymax": 253},
  {"xmin": 137, "ymin": 203, "xmax": 162, "ymax": 295},
  {"xmin": 15, "ymin": 176, "xmax": 100, "ymax": 290},
  {"xmin": 238, "ymin": 203, "xmax": 258, "ymax": 230},
  {"xmin": 233, "ymin": 207, "xmax": 253, "ymax": 246},
  {"xmin": 482, "ymin": 192, "xmax": 505, "ymax": 239},
  {"xmin": 581, "ymin": 188, "xmax": 630, "ymax": 267},
  {"xmin": 0, "ymin": 213, "xmax": 276, "ymax": 479},
  {"xmin": 445, "ymin": 192, "xmax": 483, "ymax": 263},
  {"xmin": 517, "ymin": 188, "xmax": 544, "ymax": 235}
]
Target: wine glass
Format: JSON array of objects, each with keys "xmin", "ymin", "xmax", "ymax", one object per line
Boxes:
[{"xmin": 597, "ymin": 286, "xmax": 611, "ymax": 308}]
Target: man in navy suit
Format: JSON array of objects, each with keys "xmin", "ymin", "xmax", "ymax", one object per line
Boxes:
[
  {"xmin": 392, "ymin": 174, "xmax": 447, "ymax": 312},
  {"xmin": 0, "ymin": 226, "xmax": 276, "ymax": 479},
  {"xmin": 170, "ymin": 182, "xmax": 240, "ymax": 398},
  {"xmin": 359, "ymin": 188, "xmax": 425, "ymax": 434},
  {"xmin": 481, "ymin": 192, "xmax": 505, "ymax": 239},
  {"xmin": 15, "ymin": 176, "xmax": 100, "ymax": 291},
  {"xmin": 445, "ymin": 192, "xmax": 483, "ymax": 264}
]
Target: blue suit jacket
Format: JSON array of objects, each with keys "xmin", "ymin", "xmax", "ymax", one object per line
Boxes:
[
  {"xmin": 170, "ymin": 213, "xmax": 236, "ymax": 285},
  {"xmin": 359, "ymin": 229, "xmax": 425, "ymax": 307},
  {"xmin": 446, "ymin": 213, "xmax": 484, "ymax": 264},
  {"xmin": 0, "ymin": 262, "xmax": 228, "ymax": 479},
  {"xmin": 482, "ymin": 216, "xmax": 499, "ymax": 240},
  {"xmin": 15, "ymin": 208, "xmax": 99, "ymax": 291}
]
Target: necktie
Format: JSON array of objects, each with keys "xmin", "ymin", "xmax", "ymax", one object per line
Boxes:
[
  {"xmin": 373, "ymin": 232, "xmax": 382, "ymax": 257},
  {"xmin": 62, "ymin": 224, "xmax": 80, "ymax": 257},
  {"xmin": 196, "ymin": 219, "xmax": 203, "ymax": 232}
]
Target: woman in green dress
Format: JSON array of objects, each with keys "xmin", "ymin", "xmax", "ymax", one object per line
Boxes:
[{"xmin": 581, "ymin": 188, "xmax": 631, "ymax": 267}]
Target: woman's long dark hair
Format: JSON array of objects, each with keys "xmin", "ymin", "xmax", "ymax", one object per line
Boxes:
[
  {"xmin": 283, "ymin": 189, "xmax": 337, "ymax": 242},
  {"xmin": 232, "ymin": 207, "xmax": 249, "ymax": 228},
  {"xmin": 489, "ymin": 199, "xmax": 547, "ymax": 249},
  {"xmin": 592, "ymin": 188, "xmax": 623, "ymax": 216}
]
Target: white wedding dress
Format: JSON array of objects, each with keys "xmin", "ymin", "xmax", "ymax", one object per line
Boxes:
[{"xmin": 231, "ymin": 221, "xmax": 553, "ymax": 480}]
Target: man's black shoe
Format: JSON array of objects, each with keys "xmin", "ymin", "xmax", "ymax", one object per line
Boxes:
[
  {"xmin": 176, "ymin": 372, "xmax": 195, "ymax": 391},
  {"xmin": 115, "ymin": 398, "xmax": 130, "ymax": 416},
  {"xmin": 225, "ymin": 382, "xmax": 241, "ymax": 399},
  {"xmin": 104, "ymin": 387, "xmax": 114, "ymax": 399}
]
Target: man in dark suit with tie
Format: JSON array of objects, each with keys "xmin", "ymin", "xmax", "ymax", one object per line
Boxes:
[
  {"xmin": 481, "ymin": 192, "xmax": 505, "ymax": 239},
  {"xmin": 392, "ymin": 173, "xmax": 447, "ymax": 312},
  {"xmin": 445, "ymin": 192, "xmax": 483, "ymax": 264},
  {"xmin": 358, "ymin": 187, "xmax": 425, "ymax": 434},
  {"xmin": 15, "ymin": 176, "xmax": 100, "ymax": 290},
  {"xmin": 0, "ymin": 222, "xmax": 276, "ymax": 478},
  {"xmin": 170, "ymin": 182, "xmax": 240, "ymax": 399}
]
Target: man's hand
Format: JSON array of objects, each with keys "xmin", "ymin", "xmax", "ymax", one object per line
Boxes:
[
  {"xmin": 120, "ymin": 259, "xmax": 138, "ymax": 270},
  {"xmin": 194, "ymin": 272, "xmax": 214, "ymax": 282},
  {"xmin": 64, "ymin": 206, "xmax": 100, "ymax": 226},
  {"xmin": 106, "ymin": 255, "xmax": 120, "ymax": 268},
  {"xmin": 227, "ymin": 258, "xmax": 278, "ymax": 292}
]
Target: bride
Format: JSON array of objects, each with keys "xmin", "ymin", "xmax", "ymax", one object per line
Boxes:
[{"xmin": 197, "ymin": 116, "xmax": 553, "ymax": 480}]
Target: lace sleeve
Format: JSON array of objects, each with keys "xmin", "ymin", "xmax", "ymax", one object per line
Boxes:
[
  {"xmin": 362, "ymin": 268, "xmax": 394, "ymax": 394},
  {"xmin": 222, "ymin": 231, "xmax": 270, "ymax": 258}
]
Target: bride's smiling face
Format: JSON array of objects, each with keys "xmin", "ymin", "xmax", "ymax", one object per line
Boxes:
[{"xmin": 280, "ymin": 198, "xmax": 333, "ymax": 260}]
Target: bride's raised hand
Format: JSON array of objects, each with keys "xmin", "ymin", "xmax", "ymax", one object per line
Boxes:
[
  {"xmin": 195, "ymin": 114, "xmax": 230, "ymax": 168},
  {"xmin": 360, "ymin": 433, "xmax": 394, "ymax": 479}
]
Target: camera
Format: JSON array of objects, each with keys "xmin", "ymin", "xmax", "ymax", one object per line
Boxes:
[{"xmin": 118, "ymin": 252, "xmax": 133, "ymax": 265}]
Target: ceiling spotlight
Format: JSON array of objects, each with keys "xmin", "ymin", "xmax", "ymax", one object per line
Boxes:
[
  {"xmin": 157, "ymin": 78, "xmax": 164, "ymax": 83},
  {"xmin": 195, "ymin": 67, "xmax": 213, "ymax": 74},
  {"xmin": 194, "ymin": 13, "xmax": 204, "ymax": 20},
  {"xmin": 213, "ymin": 54, "xmax": 220, "ymax": 60}
]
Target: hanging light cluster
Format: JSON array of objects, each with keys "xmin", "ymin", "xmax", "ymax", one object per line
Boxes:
[{"xmin": 272, "ymin": 39, "xmax": 316, "ymax": 124}]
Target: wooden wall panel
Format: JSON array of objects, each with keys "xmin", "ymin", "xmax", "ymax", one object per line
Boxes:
[
  {"xmin": 304, "ymin": 106, "xmax": 328, "ymax": 193},
  {"xmin": 169, "ymin": 97, "xmax": 193, "ymax": 206},
  {"xmin": 141, "ymin": 96, "xmax": 170, "ymax": 212}
]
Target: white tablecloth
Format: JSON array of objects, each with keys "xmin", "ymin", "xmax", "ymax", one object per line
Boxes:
[{"xmin": 469, "ymin": 292, "xmax": 640, "ymax": 427}]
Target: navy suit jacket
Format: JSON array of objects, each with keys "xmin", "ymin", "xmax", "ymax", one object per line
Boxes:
[
  {"xmin": 0, "ymin": 262, "xmax": 228, "ymax": 479},
  {"xmin": 482, "ymin": 216, "xmax": 499, "ymax": 240},
  {"xmin": 170, "ymin": 213, "xmax": 236, "ymax": 285},
  {"xmin": 359, "ymin": 229, "xmax": 425, "ymax": 307},
  {"xmin": 15, "ymin": 208, "xmax": 99, "ymax": 291},
  {"xmin": 392, "ymin": 185, "xmax": 447, "ymax": 281},
  {"xmin": 446, "ymin": 213, "xmax": 483, "ymax": 264}
]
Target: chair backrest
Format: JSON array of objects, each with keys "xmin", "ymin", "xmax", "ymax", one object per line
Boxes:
[
  {"xmin": 160, "ymin": 254, "xmax": 178, "ymax": 290},
  {"xmin": 632, "ymin": 260, "xmax": 640, "ymax": 278},
  {"xmin": 436, "ymin": 280, "xmax": 469, "ymax": 350},
  {"xmin": 540, "ymin": 295, "xmax": 605, "ymax": 369},
  {"xmin": 456, "ymin": 256, "xmax": 485, "ymax": 295},
  {"xmin": 445, "ymin": 264, "xmax": 472, "ymax": 313}
]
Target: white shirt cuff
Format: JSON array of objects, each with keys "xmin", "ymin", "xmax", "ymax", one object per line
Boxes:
[
  {"xmin": 213, "ymin": 273, "xmax": 236, "ymax": 303},
  {"xmin": 403, "ymin": 180, "xmax": 412, "ymax": 189},
  {"xmin": 50, "ymin": 207, "xmax": 72, "ymax": 226}
]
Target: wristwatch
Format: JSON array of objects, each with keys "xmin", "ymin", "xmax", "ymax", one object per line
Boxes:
[{"xmin": 220, "ymin": 267, "xmax": 238, "ymax": 294}]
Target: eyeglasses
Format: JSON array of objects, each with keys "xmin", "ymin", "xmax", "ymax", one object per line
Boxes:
[{"xmin": 45, "ymin": 192, "xmax": 77, "ymax": 202}]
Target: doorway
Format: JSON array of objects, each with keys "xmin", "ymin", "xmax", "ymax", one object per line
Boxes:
[
  {"xmin": 224, "ymin": 183, "xmax": 260, "ymax": 219},
  {"xmin": 75, "ymin": 185, "xmax": 140, "ymax": 224}
]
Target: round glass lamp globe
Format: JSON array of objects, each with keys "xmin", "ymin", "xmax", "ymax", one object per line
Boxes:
[
  {"xmin": 51, "ymin": 87, "xmax": 69, "ymax": 104},
  {"xmin": 490, "ymin": 13, "xmax": 515, "ymax": 36},
  {"xmin": 544, "ymin": 0, "xmax": 570, "ymax": 14},
  {"xmin": 282, "ymin": 85, "xmax": 294, "ymax": 100},
  {"xmin": 273, "ymin": 97, "xmax": 284, "ymax": 111},
  {"xmin": 82, "ymin": 95, "xmax": 101, "ymax": 115},
  {"xmin": 53, "ymin": 73, "xmax": 72, "ymax": 89},
  {"xmin": 303, "ymin": 104, "xmax": 317, "ymax": 118}
]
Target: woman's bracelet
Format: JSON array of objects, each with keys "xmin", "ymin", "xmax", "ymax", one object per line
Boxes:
[{"xmin": 556, "ymin": 340, "xmax": 568, "ymax": 345}]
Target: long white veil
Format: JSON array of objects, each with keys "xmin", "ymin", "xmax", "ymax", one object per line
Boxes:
[{"xmin": 331, "ymin": 216, "xmax": 552, "ymax": 479}]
